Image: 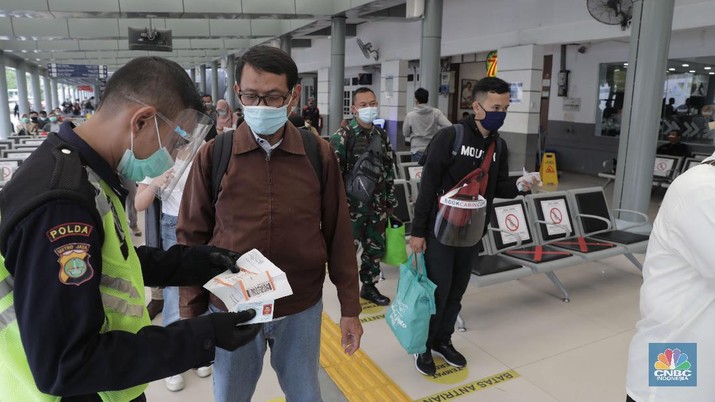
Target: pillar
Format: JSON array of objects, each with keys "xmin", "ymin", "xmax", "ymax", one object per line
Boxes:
[
  {"xmin": 614, "ymin": 0, "xmax": 675, "ymax": 220},
  {"xmin": 328, "ymin": 16, "xmax": 346, "ymax": 135},
  {"xmin": 50, "ymin": 79, "xmax": 59, "ymax": 109},
  {"xmin": 496, "ymin": 44, "xmax": 544, "ymax": 171},
  {"xmin": 189, "ymin": 68, "xmax": 196, "ymax": 89},
  {"xmin": 420, "ymin": 0, "xmax": 443, "ymax": 108},
  {"xmin": 280, "ymin": 35, "xmax": 292, "ymax": 56},
  {"xmin": 0, "ymin": 51, "xmax": 11, "ymax": 138},
  {"xmin": 30, "ymin": 69, "xmax": 42, "ymax": 112},
  {"xmin": 93, "ymin": 84, "xmax": 101, "ymax": 105},
  {"xmin": 380, "ymin": 60, "xmax": 409, "ymax": 148},
  {"xmin": 199, "ymin": 64, "xmax": 207, "ymax": 95},
  {"xmin": 16, "ymin": 64, "xmax": 29, "ymax": 115},
  {"xmin": 317, "ymin": 67, "xmax": 330, "ymax": 135},
  {"xmin": 211, "ymin": 60, "xmax": 219, "ymax": 101},
  {"xmin": 42, "ymin": 74, "xmax": 51, "ymax": 111},
  {"xmin": 226, "ymin": 56, "xmax": 236, "ymax": 110}
]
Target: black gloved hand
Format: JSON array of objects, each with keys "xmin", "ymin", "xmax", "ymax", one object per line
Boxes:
[
  {"xmin": 209, "ymin": 310, "xmax": 262, "ymax": 351},
  {"xmin": 209, "ymin": 250, "xmax": 241, "ymax": 273}
]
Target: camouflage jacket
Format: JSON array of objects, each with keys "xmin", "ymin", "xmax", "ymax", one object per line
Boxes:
[{"xmin": 329, "ymin": 118, "xmax": 397, "ymax": 214}]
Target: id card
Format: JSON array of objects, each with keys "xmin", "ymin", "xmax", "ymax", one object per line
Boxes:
[{"xmin": 237, "ymin": 300, "xmax": 275, "ymax": 325}]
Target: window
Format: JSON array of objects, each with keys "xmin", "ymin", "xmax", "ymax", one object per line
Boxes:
[
  {"xmin": 343, "ymin": 90, "xmax": 352, "ymax": 118},
  {"xmin": 595, "ymin": 63, "xmax": 627, "ymax": 137},
  {"xmin": 595, "ymin": 59, "xmax": 715, "ymax": 145}
]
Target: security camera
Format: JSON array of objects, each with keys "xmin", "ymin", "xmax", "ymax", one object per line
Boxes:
[{"xmin": 577, "ymin": 46, "xmax": 587, "ymax": 54}]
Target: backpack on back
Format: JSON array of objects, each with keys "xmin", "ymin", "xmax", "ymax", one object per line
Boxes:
[
  {"xmin": 418, "ymin": 123, "xmax": 464, "ymax": 167},
  {"xmin": 210, "ymin": 128, "xmax": 323, "ymax": 207},
  {"xmin": 343, "ymin": 127, "xmax": 384, "ymax": 203}
]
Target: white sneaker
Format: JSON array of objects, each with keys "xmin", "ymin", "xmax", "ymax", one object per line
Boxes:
[
  {"xmin": 195, "ymin": 365, "xmax": 212, "ymax": 378},
  {"xmin": 165, "ymin": 374, "xmax": 185, "ymax": 392}
]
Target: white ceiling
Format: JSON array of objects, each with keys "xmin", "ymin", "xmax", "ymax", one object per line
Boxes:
[{"xmin": 0, "ymin": 0, "xmax": 410, "ymax": 75}]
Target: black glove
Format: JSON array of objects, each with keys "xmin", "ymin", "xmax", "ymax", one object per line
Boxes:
[
  {"xmin": 209, "ymin": 249, "xmax": 241, "ymax": 273},
  {"xmin": 158, "ymin": 245, "xmax": 242, "ymax": 286},
  {"xmin": 209, "ymin": 310, "xmax": 262, "ymax": 351}
]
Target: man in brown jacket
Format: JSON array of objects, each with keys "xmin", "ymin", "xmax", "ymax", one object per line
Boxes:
[{"xmin": 176, "ymin": 45, "xmax": 362, "ymax": 402}]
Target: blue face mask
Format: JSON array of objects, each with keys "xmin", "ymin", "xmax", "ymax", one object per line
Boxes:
[
  {"xmin": 242, "ymin": 104, "xmax": 289, "ymax": 135},
  {"xmin": 476, "ymin": 103, "xmax": 507, "ymax": 132},
  {"xmin": 117, "ymin": 116, "xmax": 175, "ymax": 181},
  {"xmin": 357, "ymin": 106, "xmax": 378, "ymax": 124}
]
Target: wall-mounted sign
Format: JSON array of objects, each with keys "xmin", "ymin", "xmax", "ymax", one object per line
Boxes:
[{"xmin": 486, "ymin": 51, "xmax": 498, "ymax": 77}]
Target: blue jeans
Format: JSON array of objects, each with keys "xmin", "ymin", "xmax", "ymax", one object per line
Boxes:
[
  {"xmin": 411, "ymin": 151, "xmax": 424, "ymax": 162},
  {"xmin": 211, "ymin": 300, "xmax": 323, "ymax": 402},
  {"xmin": 160, "ymin": 214, "xmax": 180, "ymax": 327}
]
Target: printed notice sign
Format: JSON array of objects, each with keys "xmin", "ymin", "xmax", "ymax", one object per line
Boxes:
[
  {"xmin": 493, "ymin": 204, "xmax": 530, "ymax": 245},
  {"xmin": 539, "ymin": 199, "xmax": 572, "ymax": 236}
]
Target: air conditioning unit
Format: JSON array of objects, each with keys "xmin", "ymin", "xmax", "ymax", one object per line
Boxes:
[{"xmin": 128, "ymin": 27, "xmax": 173, "ymax": 52}]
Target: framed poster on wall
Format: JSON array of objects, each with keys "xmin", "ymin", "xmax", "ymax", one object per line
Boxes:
[{"xmin": 460, "ymin": 79, "xmax": 477, "ymax": 109}]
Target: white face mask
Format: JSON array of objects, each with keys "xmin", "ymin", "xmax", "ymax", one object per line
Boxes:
[
  {"xmin": 242, "ymin": 104, "xmax": 289, "ymax": 135},
  {"xmin": 356, "ymin": 106, "xmax": 378, "ymax": 124}
]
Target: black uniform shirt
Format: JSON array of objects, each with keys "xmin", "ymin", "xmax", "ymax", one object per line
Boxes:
[{"xmin": 3, "ymin": 123, "xmax": 215, "ymax": 401}]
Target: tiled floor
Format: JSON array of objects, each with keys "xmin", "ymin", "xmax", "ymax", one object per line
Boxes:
[{"xmin": 142, "ymin": 172, "xmax": 660, "ymax": 401}]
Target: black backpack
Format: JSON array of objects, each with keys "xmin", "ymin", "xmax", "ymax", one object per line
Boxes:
[
  {"xmin": 343, "ymin": 126, "xmax": 385, "ymax": 203},
  {"xmin": 418, "ymin": 123, "xmax": 465, "ymax": 166},
  {"xmin": 211, "ymin": 128, "xmax": 323, "ymax": 207}
]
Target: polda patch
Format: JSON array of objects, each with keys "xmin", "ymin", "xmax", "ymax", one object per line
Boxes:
[
  {"xmin": 54, "ymin": 243, "xmax": 94, "ymax": 286},
  {"xmin": 46, "ymin": 222, "xmax": 93, "ymax": 242}
]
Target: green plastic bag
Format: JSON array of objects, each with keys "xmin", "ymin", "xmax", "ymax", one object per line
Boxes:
[
  {"xmin": 382, "ymin": 216, "xmax": 408, "ymax": 266},
  {"xmin": 385, "ymin": 253, "xmax": 437, "ymax": 354}
]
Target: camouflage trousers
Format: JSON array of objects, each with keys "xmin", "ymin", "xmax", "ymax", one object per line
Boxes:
[{"xmin": 350, "ymin": 212, "xmax": 387, "ymax": 285}]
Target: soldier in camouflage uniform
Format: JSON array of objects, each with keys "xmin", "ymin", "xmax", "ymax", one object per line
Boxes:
[{"xmin": 330, "ymin": 87, "xmax": 397, "ymax": 306}]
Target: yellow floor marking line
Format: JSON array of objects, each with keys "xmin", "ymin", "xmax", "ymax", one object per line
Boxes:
[
  {"xmin": 415, "ymin": 369, "xmax": 520, "ymax": 402},
  {"xmin": 320, "ymin": 312, "xmax": 412, "ymax": 402}
]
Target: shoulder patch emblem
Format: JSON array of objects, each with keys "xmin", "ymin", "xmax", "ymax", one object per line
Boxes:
[
  {"xmin": 54, "ymin": 243, "xmax": 94, "ymax": 286},
  {"xmin": 46, "ymin": 223, "xmax": 93, "ymax": 242}
]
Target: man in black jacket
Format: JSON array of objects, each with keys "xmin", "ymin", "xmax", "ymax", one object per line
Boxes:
[
  {"xmin": 408, "ymin": 77, "xmax": 539, "ymax": 376},
  {"xmin": 656, "ymin": 129, "xmax": 690, "ymax": 157}
]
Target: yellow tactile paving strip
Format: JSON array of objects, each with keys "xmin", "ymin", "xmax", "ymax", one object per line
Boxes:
[{"xmin": 320, "ymin": 312, "xmax": 412, "ymax": 402}]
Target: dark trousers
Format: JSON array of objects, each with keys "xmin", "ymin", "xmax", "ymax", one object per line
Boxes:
[{"xmin": 424, "ymin": 234, "xmax": 476, "ymax": 348}]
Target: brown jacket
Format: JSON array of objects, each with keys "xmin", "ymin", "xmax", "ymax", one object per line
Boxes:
[{"xmin": 177, "ymin": 122, "xmax": 360, "ymax": 319}]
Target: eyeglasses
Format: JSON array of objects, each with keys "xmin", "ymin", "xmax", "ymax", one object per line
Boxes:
[{"xmin": 238, "ymin": 91, "xmax": 292, "ymax": 107}]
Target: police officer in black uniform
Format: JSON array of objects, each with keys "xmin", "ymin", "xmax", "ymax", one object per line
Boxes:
[{"xmin": 0, "ymin": 56, "xmax": 260, "ymax": 401}]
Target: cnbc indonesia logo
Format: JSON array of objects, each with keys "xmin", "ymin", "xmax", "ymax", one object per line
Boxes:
[{"xmin": 649, "ymin": 344, "xmax": 697, "ymax": 387}]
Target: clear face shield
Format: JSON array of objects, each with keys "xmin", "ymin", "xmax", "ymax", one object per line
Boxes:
[
  {"xmin": 434, "ymin": 188, "xmax": 488, "ymax": 247},
  {"xmin": 153, "ymin": 108, "xmax": 213, "ymax": 200}
]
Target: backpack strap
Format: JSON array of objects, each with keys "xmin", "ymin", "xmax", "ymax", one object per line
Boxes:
[
  {"xmin": 451, "ymin": 123, "xmax": 464, "ymax": 158},
  {"xmin": 344, "ymin": 124, "xmax": 356, "ymax": 170},
  {"xmin": 210, "ymin": 128, "xmax": 323, "ymax": 208},
  {"xmin": 211, "ymin": 130, "xmax": 234, "ymax": 208},
  {"xmin": 298, "ymin": 128, "xmax": 323, "ymax": 194}
]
